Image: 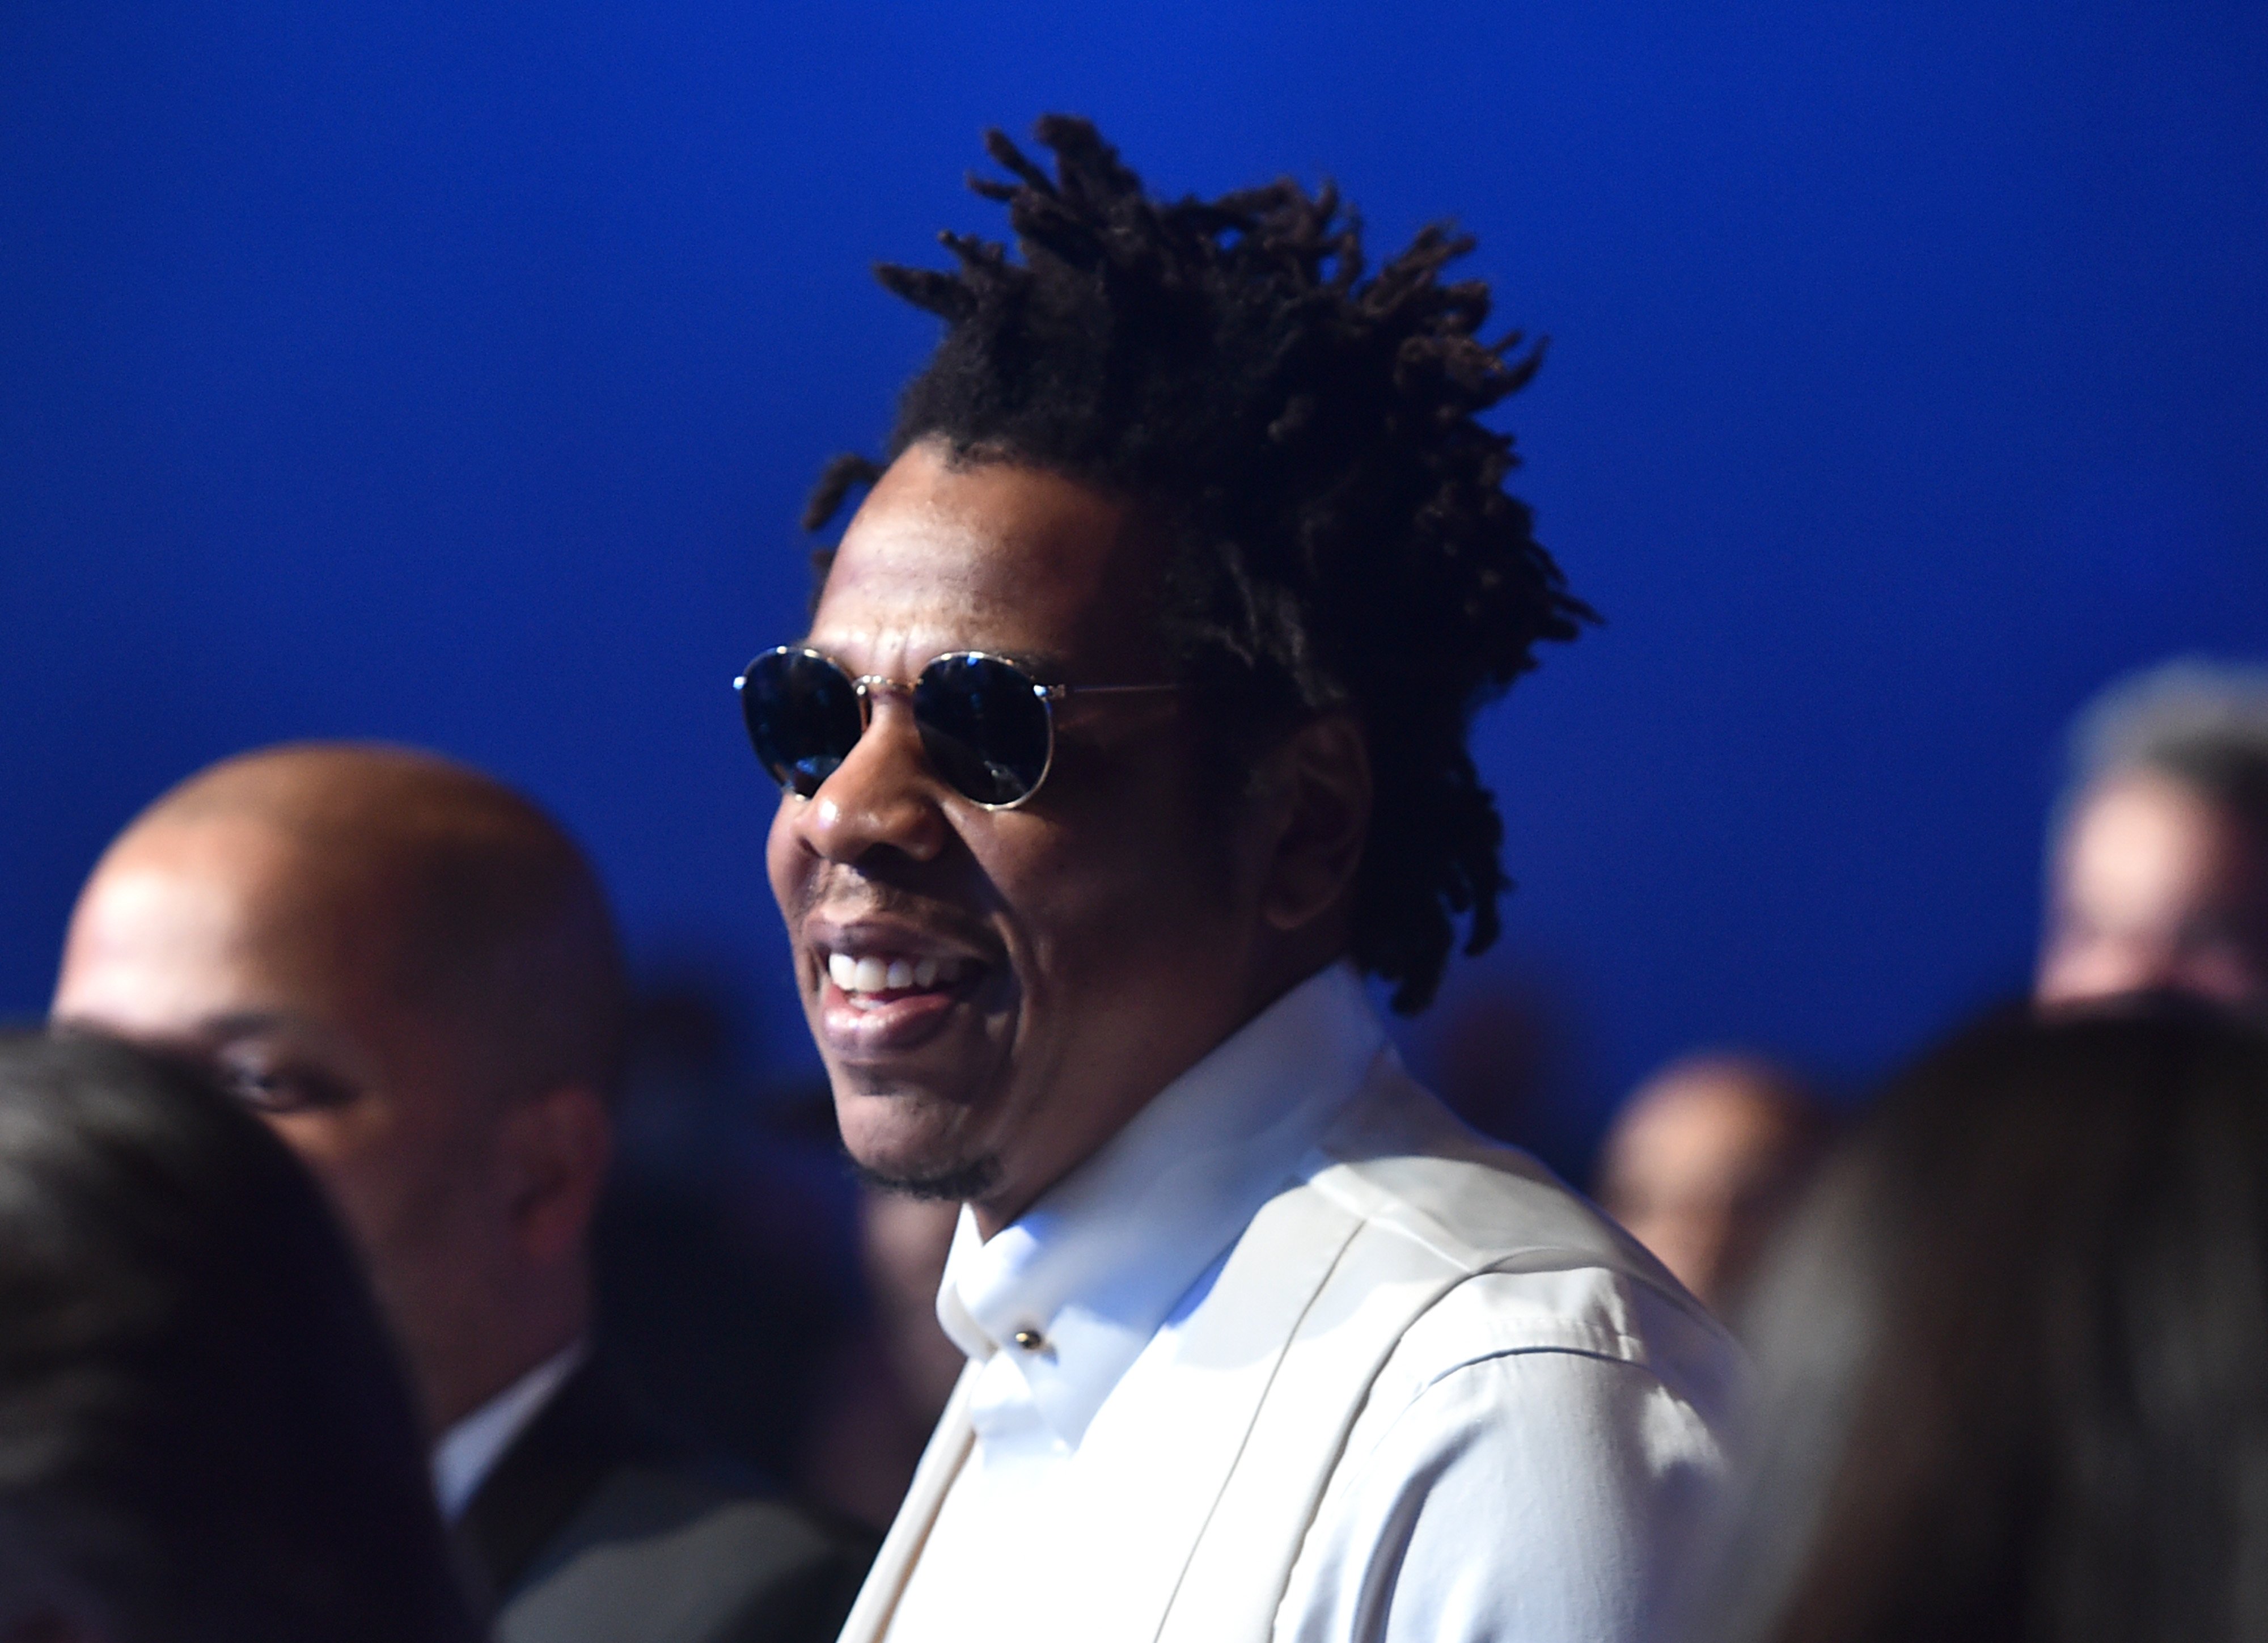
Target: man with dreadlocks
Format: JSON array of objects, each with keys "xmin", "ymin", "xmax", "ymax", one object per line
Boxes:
[{"xmin": 740, "ymin": 117, "xmax": 1736, "ymax": 1642}]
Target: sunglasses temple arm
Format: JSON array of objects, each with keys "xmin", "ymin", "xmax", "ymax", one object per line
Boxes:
[{"xmin": 1050, "ymin": 682, "xmax": 1196, "ymax": 700}]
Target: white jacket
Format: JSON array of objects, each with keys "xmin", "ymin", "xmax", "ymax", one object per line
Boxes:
[{"xmin": 840, "ymin": 1051, "xmax": 1739, "ymax": 1643}]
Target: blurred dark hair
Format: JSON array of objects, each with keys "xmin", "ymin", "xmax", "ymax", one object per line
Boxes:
[
  {"xmin": 1692, "ymin": 1000, "xmax": 2268, "ymax": 1643},
  {"xmin": 804, "ymin": 116, "xmax": 1592, "ymax": 1012},
  {"xmin": 0, "ymin": 1030, "xmax": 480, "ymax": 1643}
]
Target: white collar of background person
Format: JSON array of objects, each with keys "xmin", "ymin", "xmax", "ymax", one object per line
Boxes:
[{"xmin": 431, "ymin": 1338, "xmax": 589, "ymax": 1521}]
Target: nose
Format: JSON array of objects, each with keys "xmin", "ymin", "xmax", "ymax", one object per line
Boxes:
[{"xmin": 787, "ymin": 695, "xmax": 951, "ymax": 865}]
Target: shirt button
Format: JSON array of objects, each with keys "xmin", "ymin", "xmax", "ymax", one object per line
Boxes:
[{"xmin": 1012, "ymin": 1327, "xmax": 1046, "ymax": 1352}]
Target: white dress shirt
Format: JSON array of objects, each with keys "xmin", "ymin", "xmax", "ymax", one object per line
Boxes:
[
  {"xmin": 880, "ymin": 964, "xmax": 1733, "ymax": 1642},
  {"xmin": 430, "ymin": 1338, "xmax": 587, "ymax": 1522}
]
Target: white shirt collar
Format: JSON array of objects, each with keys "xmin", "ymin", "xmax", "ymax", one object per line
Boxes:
[
  {"xmin": 430, "ymin": 1337, "xmax": 589, "ymax": 1521},
  {"xmin": 935, "ymin": 961, "xmax": 1383, "ymax": 1456}
]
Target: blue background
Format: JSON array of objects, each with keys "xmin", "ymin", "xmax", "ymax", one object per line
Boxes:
[{"xmin": 5, "ymin": 0, "xmax": 2264, "ymax": 1157}]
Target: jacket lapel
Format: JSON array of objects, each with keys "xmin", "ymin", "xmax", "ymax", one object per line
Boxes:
[
  {"xmin": 1154, "ymin": 1221, "xmax": 1467, "ymax": 1641},
  {"xmin": 454, "ymin": 1362, "xmax": 645, "ymax": 1610},
  {"xmin": 1057, "ymin": 1180, "xmax": 1368, "ymax": 1643},
  {"xmin": 837, "ymin": 1183, "xmax": 1363, "ymax": 1643},
  {"xmin": 834, "ymin": 1362, "xmax": 981, "ymax": 1643}
]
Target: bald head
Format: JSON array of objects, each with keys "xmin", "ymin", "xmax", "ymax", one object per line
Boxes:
[
  {"xmin": 54, "ymin": 744, "xmax": 625, "ymax": 1435},
  {"xmin": 117, "ymin": 744, "xmax": 624, "ymax": 1099}
]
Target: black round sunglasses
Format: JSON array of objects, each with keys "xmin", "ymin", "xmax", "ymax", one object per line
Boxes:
[{"xmin": 735, "ymin": 646, "xmax": 1186, "ymax": 810}]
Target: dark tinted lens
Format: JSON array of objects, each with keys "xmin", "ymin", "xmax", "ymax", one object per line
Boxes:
[
  {"xmin": 739, "ymin": 649, "xmax": 863, "ymax": 797},
  {"xmin": 913, "ymin": 654, "xmax": 1052, "ymax": 806}
]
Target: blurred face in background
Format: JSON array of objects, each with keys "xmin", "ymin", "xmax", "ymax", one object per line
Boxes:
[
  {"xmin": 2037, "ymin": 771, "xmax": 2268, "ymax": 1012},
  {"xmin": 1596, "ymin": 1057, "xmax": 1827, "ymax": 1316},
  {"xmin": 51, "ymin": 816, "xmax": 551, "ymax": 1434}
]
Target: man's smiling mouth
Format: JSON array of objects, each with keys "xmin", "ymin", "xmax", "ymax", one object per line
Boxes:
[{"xmin": 824, "ymin": 949, "xmax": 975, "ymax": 1006}]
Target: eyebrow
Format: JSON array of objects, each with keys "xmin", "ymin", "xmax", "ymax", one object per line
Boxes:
[
  {"xmin": 981, "ymin": 647, "xmax": 1073, "ymax": 679},
  {"xmin": 790, "ymin": 642, "xmax": 1078, "ymax": 683},
  {"xmin": 194, "ymin": 1011, "xmax": 326, "ymax": 1043},
  {"xmin": 49, "ymin": 1010, "xmax": 333, "ymax": 1063}
]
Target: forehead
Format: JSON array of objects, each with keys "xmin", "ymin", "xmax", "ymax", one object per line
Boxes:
[
  {"xmin": 60, "ymin": 819, "xmax": 395, "ymax": 1033},
  {"xmin": 807, "ymin": 444, "xmax": 1163, "ymax": 678},
  {"xmin": 2064, "ymin": 774, "xmax": 2257, "ymax": 903},
  {"xmin": 1616, "ymin": 1078, "xmax": 1798, "ymax": 1168}
]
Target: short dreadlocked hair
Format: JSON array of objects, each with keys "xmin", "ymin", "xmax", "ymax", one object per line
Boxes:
[{"xmin": 804, "ymin": 116, "xmax": 1594, "ymax": 1012}]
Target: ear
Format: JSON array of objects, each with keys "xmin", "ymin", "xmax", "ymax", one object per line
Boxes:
[
  {"xmin": 496, "ymin": 1083, "xmax": 613, "ymax": 1267},
  {"xmin": 1246, "ymin": 711, "xmax": 1373, "ymax": 937}
]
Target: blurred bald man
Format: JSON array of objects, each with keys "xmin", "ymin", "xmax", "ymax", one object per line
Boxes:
[
  {"xmin": 2037, "ymin": 660, "xmax": 2268, "ymax": 1017},
  {"xmin": 53, "ymin": 744, "xmax": 870, "ymax": 1643},
  {"xmin": 1594, "ymin": 1054, "xmax": 1830, "ymax": 1319}
]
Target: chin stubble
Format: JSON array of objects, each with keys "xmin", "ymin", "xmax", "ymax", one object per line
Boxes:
[{"xmin": 850, "ymin": 1154, "xmax": 1002, "ymax": 1205}]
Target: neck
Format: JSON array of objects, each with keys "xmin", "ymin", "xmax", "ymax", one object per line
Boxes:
[{"xmin": 421, "ymin": 1270, "xmax": 591, "ymax": 1439}]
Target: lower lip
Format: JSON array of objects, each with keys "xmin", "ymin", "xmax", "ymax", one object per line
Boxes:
[{"xmin": 816, "ymin": 978, "xmax": 971, "ymax": 1060}]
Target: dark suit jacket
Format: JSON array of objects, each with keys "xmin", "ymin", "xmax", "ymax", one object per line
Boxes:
[{"xmin": 456, "ymin": 1362, "xmax": 873, "ymax": 1643}]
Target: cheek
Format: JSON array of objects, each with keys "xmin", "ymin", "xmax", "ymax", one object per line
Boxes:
[
  {"xmin": 989, "ymin": 799, "xmax": 1232, "ymax": 990},
  {"xmin": 764, "ymin": 796, "xmax": 807, "ymax": 918},
  {"xmin": 275, "ymin": 1096, "xmax": 493, "ymax": 1247},
  {"xmin": 263, "ymin": 1106, "xmax": 408, "ymax": 1249}
]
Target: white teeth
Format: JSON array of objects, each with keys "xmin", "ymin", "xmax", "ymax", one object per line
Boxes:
[{"xmin": 827, "ymin": 950, "xmax": 971, "ymax": 995}]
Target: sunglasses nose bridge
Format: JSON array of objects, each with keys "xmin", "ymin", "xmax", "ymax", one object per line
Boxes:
[
  {"xmin": 850, "ymin": 676, "xmax": 920, "ymax": 742},
  {"xmin": 850, "ymin": 674, "xmax": 913, "ymax": 712},
  {"xmin": 792, "ymin": 695, "xmax": 952, "ymax": 864}
]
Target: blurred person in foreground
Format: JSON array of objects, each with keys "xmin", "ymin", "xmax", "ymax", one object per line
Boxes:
[
  {"xmin": 0, "ymin": 1029, "xmax": 480, "ymax": 1643},
  {"xmin": 2037, "ymin": 659, "xmax": 2268, "ymax": 1015},
  {"xmin": 1596, "ymin": 1053, "xmax": 1833, "ymax": 1317},
  {"xmin": 748, "ymin": 117, "xmax": 1737, "ymax": 1642},
  {"xmin": 1689, "ymin": 1001, "xmax": 2268, "ymax": 1643},
  {"xmin": 50, "ymin": 744, "xmax": 870, "ymax": 1643}
]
